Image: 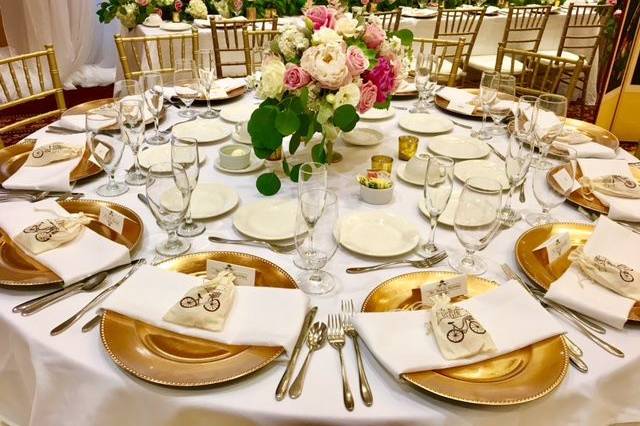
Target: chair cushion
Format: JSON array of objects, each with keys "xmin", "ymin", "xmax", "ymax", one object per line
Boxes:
[
  {"xmin": 468, "ymin": 54, "xmax": 524, "ymax": 74},
  {"xmin": 537, "ymin": 50, "xmax": 586, "ymax": 67}
]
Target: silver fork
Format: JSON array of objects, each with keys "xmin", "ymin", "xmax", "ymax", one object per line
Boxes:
[
  {"xmin": 0, "ymin": 191, "xmax": 50, "ymax": 203},
  {"xmin": 346, "ymin": 251, "xmax": 447, "ymax": 274},
  {"xmin": 327, "ymin": 314, "xmax": 354, "ymax": 411},
  {"xmin": 159, "ymin": 116, "xmax": 198, "ymax": 135},
  {"xmin": 208, "ymin": 236, "xmax": 296, "ymax": 254},
  {"xmin": 341, "ymin": 300, "xmax": 373, "ymax": 407}
]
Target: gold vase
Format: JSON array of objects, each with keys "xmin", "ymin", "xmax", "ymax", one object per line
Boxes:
[
  {"xmin": 246, "ymin": 6, "xmax": 257, "ymax": 20},
  {"xmin": 172, "ymin": 11, "xmax": 180, "ymax": 22},
  {"xmin": 264, "ymin": 8, "xmax": 277, "ymax": 18}
]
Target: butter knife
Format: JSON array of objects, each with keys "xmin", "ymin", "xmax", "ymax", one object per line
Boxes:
[{"xmin": 275, "ymin": 306, "xmax": 317, "ymax": 401}]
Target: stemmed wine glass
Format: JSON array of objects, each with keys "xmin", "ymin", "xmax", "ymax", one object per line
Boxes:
[
  {"xmin": 294, "ymin": 189, "xmax": 339, "ymax": 295},
  {"xmin": 526, "ymin": 147, "xmax": 577, "ymax": 226},
  {"xmin": 421, "ymin": 156, "xmax": 454, "ymax": 256},
  {"xmin": 412, "ymin": 52, "xmax": 438, "ymax": 113},
  {"xmin": 197, "ymin": 49, "xmax": 218, "ymax": 119},
  {"xmin": 119, "ymin": 98, "xmax": 146, "ymax": 186},
  {"xmin": 171, "ymin": 136, "xmax": 205, "ymax": 237},
  {"xmin": 173, "ymin": 59, "xmax": 199, "ymax": 118},
  {"xmin": 499, "ymin": 128, "xmax": 533, "ymax": 225},
  {"xmin": 471, "ymin": 71, "xmax": 499, "ymax": 141},
  {"xmin": 113, "ymin": 79, "xmax": 140, "ymax": 101},
  {"xmin": 514, "ymin": 95, "xmax": 538, "ymax": 141},
  {"xmin": 533, "ymin": 94, "xmax": 567, "ymax": 168},
  {"xmin": 488, "ymin": 74, "xmax": 516, "ymax": 135},
  {"xmin": 450, "ymin": 177, "xmax": 502, "ymax": 275},
  {"xmin": 140, "ymin": 71, "xmax": 167, "ymax": 145},
  {"xmin": 146, "ymin": 162, "xmax": 192, "ymax": 256},
  {"xmin": 86, "ymin": 114, "xmax": 128, "ymax": 197}
]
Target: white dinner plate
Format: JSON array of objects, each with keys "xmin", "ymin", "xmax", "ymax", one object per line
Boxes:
[
  {"xmin": 360, "ymin": 107, "xmax": 396, "ymax": 121},
  {"xmin": 454, "ymin": 159, "xmax": 509, "ymax": 189},
  {"xmin": 219, "ymin": 104, "xmax": 255, "ymax": 123},
  {"xmin": 427, "ymin": 135, "xmax": 491, "ymax": 160},
  {"xmin": 342, "ymin": 128, "xmax": 384, "ymax": 146},
  {"xmin": 172, "ymin": 119, "xmax": 231, "ymax": 143},
  {"xmin": 138, "ymin": 144, "xmax": 206, "ymax": 171},
  {"xmin": 401, "ymin": 7, "xmax": 438, "ymax": 18},
  {"xmin": 396, "ymin": 163, "xmax": 425, "ymax": 186},
  {"xmin": 160, "ymin": 22, "xmax": 192, "ymax": 31},
  {"xmin": 338, "ymin": 211, "xmax": 420, "ymax": 257},
  {"xmin": 418, "ymin": 192, "xmax": 460, "ymax": 227},
  {"xmin": 233, "ymin": 199, "xmax": 298, "ymax": 241},
  {"xmin": 213, "ymin": 152, "xmax": 264, "ymax": 174},
  {"xmin": 399, "ymin": 113, "xmax": 454, "ymax": 134},
  {"xmin": 189, "ymin": 182, "xmax": 239, "ymax": 219},
  {"xmin": 232, "ymin": 131, "xmax": 252, "ymax": 145}
]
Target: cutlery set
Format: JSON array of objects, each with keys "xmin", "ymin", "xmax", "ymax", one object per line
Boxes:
[{"xmin": 0, "ymin": 189, "xmax": 84, "ymax": 203}]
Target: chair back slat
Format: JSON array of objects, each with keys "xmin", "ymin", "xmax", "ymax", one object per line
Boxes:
[
  {"xmin": 503, "ymin": 6, "xmax": 550, "ymax": 52},
  {"xmin": 413, "ymin": 37, "xmax": 465, "ymax": 87},
  {"xmin": 370, "ymin": 9, "xmax": 401, "ymax": 32},
  {"xmin": 558, "ymin": 4, "xmax": 613, "ymax": 66},
  {"xmin": 434, "ymin": 8, "xmax": 485, "ymax": 74},
  {"xmin": 242, "ymin": 28, "xmax": 280, "ymax": 76}
]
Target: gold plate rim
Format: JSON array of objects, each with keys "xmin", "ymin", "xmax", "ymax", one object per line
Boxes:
[
  {"xmin": 100, "ymin": 250, "xmax": 297, "ymax": 387},
  {"xmin": 361, "ymin": 270, "xmax": 569, "ymax": 406},
  {"xmin": 0, "ymin": 199, "xmax": 143, "ymax": 287}
]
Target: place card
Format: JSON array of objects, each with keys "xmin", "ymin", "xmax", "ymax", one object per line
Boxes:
[
  {"xmin": 420, "ymin": 275, "xmax": 467, "ymax": 306},
  {"xmin": 533, "ymin": 232, "xmax": 571, "ymax": 264},
  {"xmin": 552, "ymin": 168, "xmax": 574, "ymax": 193},
  {"xmin": 93, "ymin": 142, "xmax": 111, "ymax": 163},
  {"xmin": 207, "ymin": 260, "xmax": 256, "ymax": 286},
  {"xmin": 98, "ymin": 206, "xmax": 126, "ymax": 234},
  {"xmin": 447, "ymin": 102, "xmax": 475, "ymax": 115}
]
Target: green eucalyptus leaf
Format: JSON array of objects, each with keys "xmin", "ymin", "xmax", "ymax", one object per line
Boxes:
[
  {"xmin": 256, "ymin": 172, "xmax": 281, "ymax": 196},
  {"xmin": 275, "ymin": 110, "xmax": 300, "ymax": 136},
  {"xmin": 299, "ymin": 87, "xmax": 309, "ymax": 108},
  {"xmin": 311, "ymin": 143, "xmax": 327, "ymax": 164},
  {"xmin": 282, "ymin": 157, "xmax": 290, "ymax": 175},
  {"xmin": 289, "ymin": 133, "xmax": 301, "ymax": 155},
  {"xmin": 332, "ymin": 104, "xmax": 359, "ymax": 132},
  {"xmin": 289, "ymin": 163, "xmax": 302, "ymax": 182}
]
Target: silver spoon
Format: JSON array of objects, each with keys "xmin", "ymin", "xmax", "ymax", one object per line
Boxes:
[{"xmin": 289, "ymin": 322, "xmax": 327, "ymax": 399}]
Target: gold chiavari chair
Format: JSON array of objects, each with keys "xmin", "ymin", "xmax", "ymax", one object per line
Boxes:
[
  {"xmin": 433, "ymin": 7, "xmax": 485, "ymax": 79},
  {"xmin": 370, "ymin": 9, "xmax": 401, "ymax": 32},
  {"xmin": 469, "ymin": 5, "xmax": 551, "ymax": 74},
  {"xmin": 242, "ymin": 29, "xmax": 280, "ymax": 76},
  {"xmin": 0, "ymin": 44, "xmax": 65, "ymax": 146},
  {"xmin": 538, "ymin": 3, "xmax": 614, "ymax": 106},
  {"xmin": 413, "ymin": 37, "xmax": 466, "ymax": 87},
  {"xmin": 210, "ymin": 17, "xmax": 278, "ymax": 78},
  {"xmin": 495, "ymin": 44, "xmax": 585, "ymax": 100},
  {"xmin": 114, "ymin": 28, "xmax": 199, "ymax": 79}
]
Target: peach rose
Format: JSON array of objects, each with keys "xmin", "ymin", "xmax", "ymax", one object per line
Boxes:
[
  {"xmin": 345, "ymin": 46, "xmax": 369, "ymax": 76},
  {"xmin": 358, "ymin": 80, "xmax": 377, "ymax": 113}
]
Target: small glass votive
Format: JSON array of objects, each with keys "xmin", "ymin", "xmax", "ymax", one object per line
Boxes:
[
  {"xmin": 398, "ymin": 135, "xmax": 419, "ymax": 161},
  {"xmin": 371, "ymin": 155, "xmax": 393, "ymax": 173}
]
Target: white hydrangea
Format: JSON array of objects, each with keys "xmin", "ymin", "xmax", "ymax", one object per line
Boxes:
[
  {"xmin": 333, "ymin": 83, "xmax": 360, "ymax": 109},
  {"xmin": 277, "ymin": 25, "xmax": 310, "ymax": 62},
  {"xmin": 117, "ymin": 3, "xmax": 139, "ymax": 29},
  {"xmin": 311, "ymin": 28, "xmax": 343, "ymax": 46},
  {"xmin": 185, "ymin": 0, "xmax": 208, "ymax": 19}
]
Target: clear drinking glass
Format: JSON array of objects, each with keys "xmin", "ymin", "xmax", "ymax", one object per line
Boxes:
[
  {"xmin": 488, "ymin": 74, "xmax": 516, "ymax": 135},
  {"xmin": 533, "ymin": 94, "xmax": 567, "ymax": 168},
  {"xmin": 526, "ymin": 147, "xmax": 577, "ymax": 227},
  {"xmin": 294, "ymin": 189, "xmax": 339, "ymax": 295},
  {"xmin": 450, "ymin": 177, "xmax": 502, "ymax": 275},
  {"xmin": 412, "ymin": 52, "xmax": 438, "ymax": 113},
  {"xmin": 140, "ymin": 71, "xmax": 167, "ymax": 145},
  {"xmin": 113, "ymin": 79, "xmax": 140, "ymax": 101},
  {"xmin": 171, "ymin": 136, "xmax": 205, "ymax": 237},
  {"xmin": 471, "ymin": 71, "xmax": 499, "ymax": 141},
  {"xmin": 422, "ymin": 156, "xmax": 454, "ymax": 256},
  {"xmin": 86, "ymin": 114, "xmax": 128, "ymax": 197},
  {"xmin": 173, "ymin": 59, "xmax": 199, "ymax": 118},
  {"xmin": 119, "ymin": 98, "xmax": 146, "ymax": 186},
  {"xmin": 197, "ymin": 49, "xmax": 218, "ymax": 119},
  {"xmin": 514, "ymin": 95, "xmax": 538, "ymax": 140},
  {"xmin": 499, "ymin": 129, "xmax": 533, "ymax": 225},
  {"xmin": 146, "ymin": 162, "xmax": 192, "ymax": 256}
]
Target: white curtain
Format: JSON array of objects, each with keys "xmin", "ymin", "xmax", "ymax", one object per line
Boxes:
[{"xmin": 0, "ymin": 0, "xmax": 119, "ymax": 88}]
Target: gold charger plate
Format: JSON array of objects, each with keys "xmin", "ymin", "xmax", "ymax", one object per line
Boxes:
[
  {"xmin": 362, "ymin": 271, "xmax": 568, "ymax": 405},
  {"xmin": 547, "ymin": 163, "xmax": 639, "ymax": 216},
  {"xmin": 515, "ymin": 222, "xmax": 640, "ymax": 322},
  {"xmin": 435, "ymin": 88, "xmax": 517, "ymax": 121},
  {"xmin": 0, "ymin": 199, "xmax": 142, "ymax": 287},
  {"xmin": 196, "ymin": 85, "xmax": 246, "ymax": 102},
  {"xmin": 64, "ymin": 98, "xmax": 165, "ymax": 131},
  {"xmin": 100, "ymin": 251, "xmax": 297, "ymax": 387},
  {"xmin": 0, "ymin": 140, "xmax": 102, "ymax": 184}
]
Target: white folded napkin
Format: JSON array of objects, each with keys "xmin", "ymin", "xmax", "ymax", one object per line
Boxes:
[
  {"xmin": 2, "ymin": 135, "xmax": 86, "ymax": 192},
  {"xmin": 55, "ymin": 114, "xmax": 118, "ymax": 132},
  {"xmin": 545, "ymin": 216, "xmax": 637, "ymax": 329},
  {"xmin": 553, "ymin": 140, "xmax": 616, "ymax": 159},
  {"xmin": 216, "ymin": 77, "xmax": 246, "ymax": 92},
  {"xmin": 102, "ymin": 265, "xmax": 309, "ymax": 356},
  {"xmin": 437, "ymin": 87, "xmax": 476, "ymax": 105},
  {"xmin": 534, "ymin": 109, "xmax": 562, "ymax": 135},
  {"xmin": 396, "ymin": 80, "xmax": 416, "ymax": 94},
  {"xmin": 0, "ymin": 200, "xmax": 131, "ymax": 285},
  {"xmin": 353, "ymin": 281, "xmax": 564, "ymax": 377},
  {"xmin": 578, "ymin": 159, "xmax": 640, "ymax": 221},
  {"xmin": 556, "ymin": 127, "xmax": 593, "ymax": 145}
]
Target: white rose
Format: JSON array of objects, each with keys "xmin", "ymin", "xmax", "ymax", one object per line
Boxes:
[
  {"xmin": 300, "ymin": 42, "xmax": 351, "ymax": 90},
  {"xmin": 257, "ymin": 59, "xmax": 286, "ymax": 99},
  {"xmin": 334, "ymin": 17, "xmax": 361, "ymax": 38},
  {"xmin": 334, "ymin": 83, "xmax": 361, "ymax": 109},
  {"xmin": 185, "ymin": 0, "xmax": 208, "ymax": 19},
  {"xmin": 312, "ymin": 28, "xmax": 343, "ymax": 46}
]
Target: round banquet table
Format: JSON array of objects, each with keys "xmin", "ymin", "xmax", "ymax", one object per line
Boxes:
[{"xmin": 0, "ymin": 93, "xmax": 639, "ymax": 426}]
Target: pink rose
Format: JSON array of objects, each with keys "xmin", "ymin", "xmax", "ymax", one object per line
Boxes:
[
  {"xmin": 174, "ymin": 0, "xmax": 183, "ymax": 12},
  {"xmin": 305, "ymin": 6, "xmax": 337, "ymax": 30},
  {"xmin": 358, "ymin": 81, "xmax": 377, "ymax": 113},
  {"xmin": 136, "ymin": 0, "xmax": 149, "ymax": 6},
  {"xmin": 361, "ymin": 0, "xmax": 369, "ymax": 4},
  {"xmin": 362, "ymin": 57, "xmax": 395, "ymax": 103},
  {"xmin": 387, "ymin": 53, "xmax": 403, "ymax": 92},
  {"xmin": 284, "ymin": 64, "xmax": 312, "ymax": 90},
  {"xmin": 363, "ymin": 23, "xmax": 385, "ymax": 51},
  {"xmin": 346, "ymin": 46, "xmax": 369, "ymax": 76}
]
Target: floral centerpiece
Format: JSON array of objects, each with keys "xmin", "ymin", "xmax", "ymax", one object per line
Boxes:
[
  {"xmin": 249, "ymin": 4, "xmax": 412, "ymax": 195},
  {"xmin": 97, "ymin": 0, "xmax": 212, "ymax": 29}
]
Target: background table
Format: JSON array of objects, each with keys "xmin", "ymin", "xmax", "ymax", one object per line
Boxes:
[{"xmin": 0, "ymin": 93, "xmax": 638, "ymax": 426}]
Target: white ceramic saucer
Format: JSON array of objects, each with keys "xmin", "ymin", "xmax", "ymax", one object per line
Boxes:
[
  {"xmin": 427, "ymin": 135, "xmax": 491, "ymax": 160},
  {"xmin": 232, "ymin": 199, "xmax": 298, "ymax": 241},
  {"xmin": 173, "ymin": 119, "xmax": 231, "ymax": 143},
  {"xmin": 398, "ymin": 113, "xmax": 454, "ymax": 134},
  {"xmin": 342, "ymin": 128, "xmax": 384, "ymax": 146}
]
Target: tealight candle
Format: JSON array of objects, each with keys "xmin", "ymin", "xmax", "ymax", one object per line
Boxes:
[
  {"xmin": 371, "ymin": 155, "xmax": 393, "ymax": 173},
  {"xmin": 398, "ymin": 135, "xmax": 419, "ymax": 161}
]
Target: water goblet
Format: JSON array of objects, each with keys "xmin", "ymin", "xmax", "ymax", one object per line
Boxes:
[
  {"xmin": 499, "ymin": 129, "xmax": 533, "ymax": 225},
  {"xmin": 533, "ymin": 94, "xmax": 567, "ymax": 168},
  {"xmin": 113, "ymin": 79, "xmax": 140, "ymax": 101},
  {"xmin": 87, "ymin": 114, "xmax": 128, "ymax": 197},
  {"xmin": 421, "ymin": 156, "xmax": 454, "ymax": 256},
  {"xmin": 140, "ymin": 71, "xmax": 167, "ymax": 145},
  {"xmin": 471, "ymin": 71, "xmax": 499, "ymax": 141},
  {"xmin": 119, "ymin": 98, "xmax": 146, "ymax": 186},
  {"xmin": 412, "ymin": 53, "xmax": 438, "ymax": 113},
  {"xmin": 488, "ymin": 74, "xmax": 516, "ymax": 135},
  {"xmin": 197, "ymin": 49, "xmax": 218, "ymax": 119},
  {"xmin": 171, "ymin": 136, "xmax": 205, "ymax": 237},
  {"xmin": 173, "ymin": 59, "xmax": 199, "ymax": 118}
]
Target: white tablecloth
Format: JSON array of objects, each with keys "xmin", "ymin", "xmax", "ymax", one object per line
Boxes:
[{"xmin": 0, "ymin": 93, "xmax": 638, "ymax": 426}]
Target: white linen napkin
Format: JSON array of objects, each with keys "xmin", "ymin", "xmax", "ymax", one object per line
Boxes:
[
  {"xmin": 353, "ymin": 281, "xmax": 564, "ymax": 377},
  {"xmin": 102, "ymin": 265, "xmax": 309, "ymax": 356},
  {"xmin": 217, "ymin": 77, "xmax": 246, "ymax": 92},
  {"xmin": 0, "ymin": 200, "xmax": 131, "ymax": 285},
  {"xmin": 556, "ymin": 127, "xmax": 593, "ymax": 144},
  {"xmin": 545, "ymin": 216, "xmax": 637, "ymax": 329},
  {"xmin": 578, "ymin": 159, "xmax": 640, "ymax": 221},
  {"xmin": 396, "ymin": 80, "xmax": 416, "ymax": 94},
  {"xmin": 553, "ymin": 140, "xmax": 616, "ymax": 159},
  {"xmin": 2, "ymin": 134, "xmax": 86, "ymax": 192},
  {"xmin": 437, "ymin": 87, "xmax": 476, "ymax": 105}
]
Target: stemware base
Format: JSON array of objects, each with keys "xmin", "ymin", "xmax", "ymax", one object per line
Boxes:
[
  {"xmin": 145, "ymin": 132, "xmax": 168, "ymax": 146},
  {"xmin": 498, "ymin": 207, "xmax": 521, "ymax": 226},
  {"xmin": 293, "ymin": 255, "xmax": 312, "ymax": 270},
  {"xmin": 156, "ymin": 236, "xmax": 190, "ymax": 256},
  {"xmin": 96, "ymin": 182, "xmax": 128, "ymax": 197},
  {"xmin": 125, "ymin": 169, "xmax": 147, "ymax": 186},
  {"xmin": 448, "ymin": 252, "xmax": 487, "ymax": 275},
  {"xmin": 297, "ymin": 269, "xmax": 336, "ymax": 295},
  {"xmin": 489, "ymin": 124, "xmax": 507, "ymax": 135},
  {"xmin": 199, "ymin": 109, "xmax": 218, "ymax": 119},
  {"xmin": 470, "ymin": 128, "xmax": 492, "ymax": 140},
  {"xmin": 417, "ymin": 242, "xmax": 442, "ymax": 258},
  {"xmin": 179, "ymin": 107, "xmax": 197, "ymax": 118},
  {"xmin": 178, "ymin": 221, "xmax": 206, "ymax": 238},
  {"xmin": 525, "ymin": 212, "xmax": 556, "ymax": 227}
]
